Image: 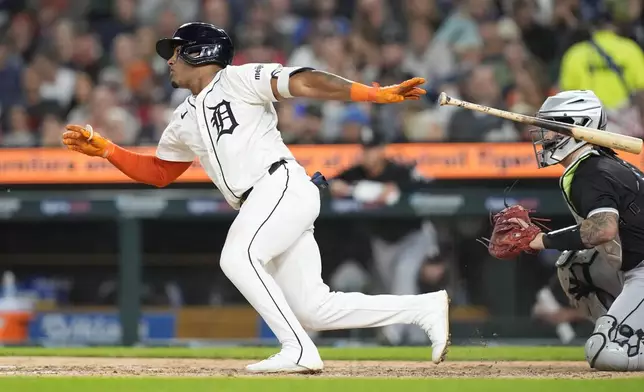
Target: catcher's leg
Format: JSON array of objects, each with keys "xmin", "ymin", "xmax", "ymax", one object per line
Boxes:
[
  {"xmin": 585, "ymin": 263, "xmax": 644, "ymax": 371},
  {"xmin": 268, "ymin": 229, "xmax": 450, "ymax": 364}
]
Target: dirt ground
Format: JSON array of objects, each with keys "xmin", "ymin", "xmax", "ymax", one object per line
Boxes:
[{"xmin": 0, "ymin": 357, "xmax": 641, "ymax": 378}]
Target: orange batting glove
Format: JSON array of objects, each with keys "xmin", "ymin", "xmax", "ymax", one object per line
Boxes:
[
  {"xmin": 62, "ymin": 124, "xmax": 115, "ymax": 158},
  {"xmin": 350, "ymin": 77, "xmax": 426, "ymax": 103}
]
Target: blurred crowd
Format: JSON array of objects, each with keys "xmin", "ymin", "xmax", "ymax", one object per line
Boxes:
[{"xmin": 1, "ymin": 0, "xmax": 644, "ymax": 148}]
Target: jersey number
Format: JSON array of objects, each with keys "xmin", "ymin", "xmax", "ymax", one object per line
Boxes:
[{"xmin": 207, "ymin": 100, "xmax": 238, "ymax": 142}]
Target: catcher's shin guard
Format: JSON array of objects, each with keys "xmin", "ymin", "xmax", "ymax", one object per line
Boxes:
[{"xmin": 585, "ymin": 315, "xmax": 644, "ymax": 371}]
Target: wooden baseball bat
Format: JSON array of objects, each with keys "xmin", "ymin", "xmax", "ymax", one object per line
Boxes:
[{"xmin": 437, "ymin": 92, "xmax": 643, "ymax": 155}]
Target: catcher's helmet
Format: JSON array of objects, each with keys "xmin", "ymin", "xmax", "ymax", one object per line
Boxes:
[
  {"xmin": 156, "ymin": 22, "xmax": 234, "ymax": 67},
  {"xmin": 531, "ymin": 90, "xmax": 607, "ymax": 168}
]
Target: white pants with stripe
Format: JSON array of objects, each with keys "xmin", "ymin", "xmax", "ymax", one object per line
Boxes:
[{"xmin": 219, "ymin": 160, "xmax": 434, "ymax": 366}]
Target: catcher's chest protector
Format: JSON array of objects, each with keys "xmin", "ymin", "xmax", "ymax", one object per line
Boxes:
[{"xmin": 559, "ymin": 152, "xmax": 623, "ymax": 271}]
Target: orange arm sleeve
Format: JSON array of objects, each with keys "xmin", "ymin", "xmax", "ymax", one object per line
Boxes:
[{"xmin": 107, "ymin": 144, "xmax": 193, "ymax": 187}]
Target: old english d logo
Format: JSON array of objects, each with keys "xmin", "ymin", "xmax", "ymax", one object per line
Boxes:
[{"xmin": 207, "ymin": 100, "xmax": 238, "ymax": 142}]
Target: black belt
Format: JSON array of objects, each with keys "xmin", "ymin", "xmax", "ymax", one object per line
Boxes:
[{"xmin": 240, "ymin": 160, "xmax": 287, "ymax": 205}]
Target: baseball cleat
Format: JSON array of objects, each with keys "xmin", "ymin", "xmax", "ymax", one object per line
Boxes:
[
  {"xmin": 245, "ymin": 353, "xmax": 324, "ymax": 374},
  {"xmin": 416, "ymin": 290, "xmax": 451, "ymax": 364}
]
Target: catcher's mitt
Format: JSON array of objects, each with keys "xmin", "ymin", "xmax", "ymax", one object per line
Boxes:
[{"xmin": 480, "ymin": 205, "xmax": 550, "ymax": 260}]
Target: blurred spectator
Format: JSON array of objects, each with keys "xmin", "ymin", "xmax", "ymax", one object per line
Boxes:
[
  {"xmin": 401, "ymin": 0, "xmax": 443, "ymax": 31},
  {"xmin": 67, "ymin": 72, "xmax": 94, "ymax": 116},
  {"xmin": 136, "ymin": 25, "xmax": 160, "ymax": 66},
  {"xmin": 293, "ymin": 0, "xmax": 350, "ymax": 47},
  {"xmin": 479, "ymin": 19, "xmax": 513, "ymax": 90},
  {"xmin": 509, "ymin": 0, "xmax": 558, "ymax": 69},
  {"xmin": 275, "ymin": 101, "xmax": 301, "ymax": 144},
  {"xmin": 401, "ymin": 18, "xmax": 454, "ymax": 84},
  {"xmin": 70, "ymin": 29, "xmax": 104, "ymax": 81},
  {"xmin": 329, "ymin": 127, "xmax": 440, "ymax": 345},
  {"xmin": 155, "ymin": 7, "xmax": 181, "ymax": 40},
  {"xmin": 203, "ymin": 0, "xmax": 233, "ymax": 39},
  {"xmin": 40, "ymin": 112, "xmax": 65, "ymax": 147},
  {"xmin": 559, "ymin": 4, "xmax": 644, "ymax": 137},
  {"xmin": 288, "ymin": 19, "xmax": 343, "ymax": 71},
  {"xmin": 7, "ymin": 12, "xmax": 39, "ymax": 62},
  {"xmin": 433, "ymin": 0, "xmax": 492, "ymax": 66},
  {"xmin": 52, "ymin": 18, "xmax": 75, "ymax": 67},
  {"xmin": 269, "ymin": 0, "xmax": 302, "ymax": 53},
  {"xmin": 418, "ymin": 251, "xmax": 454, "ymax": 299},
  {"xmin": 2, "ymin": 105, "xmax": 36, "ymax": 147},
  {"xmin": 137, "ymin": 101, "xmax": 172, "ymax": 146},
  {"xmin": 234, "ymin": 29, "xmax": 287, "ymax": 66},
  {"xmin": 92, "ymin": 0, "xmax": 138, "ymax": 53},
  {"xmin": 21, "ymin": 65, "xmax": 62, "ymax": 132},
  {"xmin": 531, "ymin": 274, "xmax": 588, "ymax": 343},
  {"xmin": 137, "ymin": 0, "xmax": 198, "ymax": 27},
  {"xmin": 67, "ymin": 84, "xmax": 139, "ymax": 145},
  {"xmin": 289, "ymin": 103, "xmax": 325, "ymax": 144},
  {"xmin": 0, "ymin": 39, "xmax": 24, "ymax": 116},
  {"xmin": 98, "ymin": 33, "xmax": 136, "ymax": 93},
  {"xmin": 338, "ymin": 104, "xmax": 371, "ymax": 143},
  {"xmin": 351, "ymin": 0, "xmax": 399, "ymax": 71},
  {"xmin": 31, "ymin": 49, "xmax": 76, "ymax": 110},
  {"xmin": 401, "ymin": 99, "xmax": 451, "ymax": 142},
  {"xmin": 447, "ymin": 65, "xmax": 519, "ymax": 142}
]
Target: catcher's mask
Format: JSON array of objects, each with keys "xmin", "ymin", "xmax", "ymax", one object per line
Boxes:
[{"xmin": 531, "ymin": 90, "xmax": 607, "ymax": 168}]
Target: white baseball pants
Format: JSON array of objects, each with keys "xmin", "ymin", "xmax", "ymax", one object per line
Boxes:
[{"xmin": 219, "ymin": 160, "xmax": 435, "ymax": 365}]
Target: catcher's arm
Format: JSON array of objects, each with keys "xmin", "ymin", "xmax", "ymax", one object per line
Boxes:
[
  {"xmin": 486, "ymin": 205, "xmax": 619, "ymax": 260},
  {"xmin": 527, "ymin": 211, "xmax": 619, "ymax": 251}
]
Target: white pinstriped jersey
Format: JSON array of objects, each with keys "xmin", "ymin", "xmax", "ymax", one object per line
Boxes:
[{"xmin": 155, "ymin": 63, "xmax": 298, "ymax": 209}]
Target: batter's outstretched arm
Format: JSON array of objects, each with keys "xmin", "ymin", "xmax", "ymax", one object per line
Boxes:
[
  {"xmin": 274, "ymin": 69, "xmax": 426, "ymax": 103},
  {"xmin": 62, "ymin": 125, "xmax": 192, "ymax": 187}
]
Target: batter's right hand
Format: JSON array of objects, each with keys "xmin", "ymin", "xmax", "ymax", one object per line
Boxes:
[
  {"xmin": 62, "ymin": 124, "xmax": 115, "ymax": 158},
  {"xmin": 372, "ymin": 77, "xmax": 426, "ymax": 103}
]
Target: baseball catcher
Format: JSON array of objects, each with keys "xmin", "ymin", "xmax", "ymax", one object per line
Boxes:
[{"xmin": 486, "ymin": 90, "xmax": 644, "ymax": 371}]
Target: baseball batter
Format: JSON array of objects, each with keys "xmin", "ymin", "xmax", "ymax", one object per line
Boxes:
[
  {"xmin": 487, "ymin": 90, "xmax": 644, "ymax": 371},
  {"xmin": 61, "ymin": 22, "xmax": 450, "ymax": 374}
]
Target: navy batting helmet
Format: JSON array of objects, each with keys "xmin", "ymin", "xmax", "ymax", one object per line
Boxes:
[{"xmin": 156, "ymin": 22, "xmax": 234, "ymax": 67}]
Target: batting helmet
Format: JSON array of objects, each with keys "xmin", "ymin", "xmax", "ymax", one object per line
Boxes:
[{"xmin": 156, "ymin": 22, "xmax": 234, "ymax": 68}]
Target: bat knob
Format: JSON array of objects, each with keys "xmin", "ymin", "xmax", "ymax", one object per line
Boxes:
[{"xmin": 437, "ymin": 92, "xmax": 449, "ymax": 106}]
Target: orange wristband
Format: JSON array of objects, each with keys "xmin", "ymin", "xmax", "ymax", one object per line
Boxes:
[{"xmin": 350, "ymin": 83, "xmax": 377, "ymax": 102}]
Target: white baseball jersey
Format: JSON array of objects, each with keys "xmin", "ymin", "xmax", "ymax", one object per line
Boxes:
[{"xmin": 155, "ymin": 63, "xmax": 301, "ymax": 209}]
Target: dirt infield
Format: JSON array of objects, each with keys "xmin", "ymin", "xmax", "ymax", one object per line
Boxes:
[{"xmin": 0, "ymin": 357, "xmax": 641, "ymax": 378}]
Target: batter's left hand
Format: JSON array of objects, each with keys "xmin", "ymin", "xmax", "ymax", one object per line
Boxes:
[
  {"xmin": 372, "ymin": 77, "xmax": 426, "ymax": 103},
  {"xmin": 62, "ymin": 124, "xmax": 115, "ymax": 158}
]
